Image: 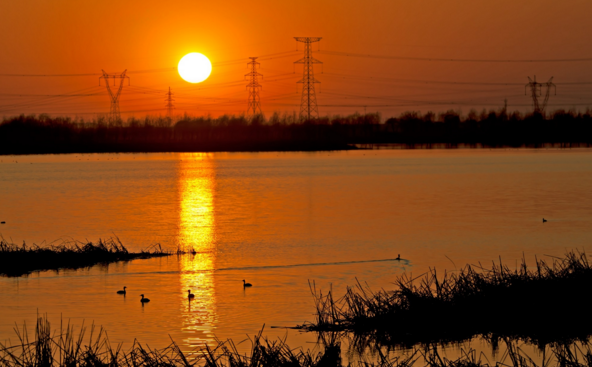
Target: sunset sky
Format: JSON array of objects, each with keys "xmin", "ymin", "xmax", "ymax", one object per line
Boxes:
[{"xmin": 1, "ymin": 0, "xmax": 591, "ymax": 119}]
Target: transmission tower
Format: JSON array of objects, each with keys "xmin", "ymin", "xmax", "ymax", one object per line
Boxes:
[
  {"xmin": 294, "ymin": 37, "xmax": 322, "ymax": 120},
  {"xmin": 165, "ymin": 87, "xmax": 175, "ymax": 118},
  {"xmin": 245, "ymin": 57, "xmax": 263, "ymax": 115},
  {"xmin": 525, "ymin": 75, "xmax": 556, "ymax": 114},
  {"xmin": 99, "ymin": 70, "xmax": 129, "ymax": 122}
]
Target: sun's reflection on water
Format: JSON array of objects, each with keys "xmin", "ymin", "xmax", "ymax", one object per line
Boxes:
[{"xmin": 178, "ymin": 154, "xmax": 217, "ymax": 348}]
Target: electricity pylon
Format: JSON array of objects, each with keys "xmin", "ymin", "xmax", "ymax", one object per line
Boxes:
[
  {"xmin": 245, "ymin": 57, "xmax": 263, "ymax": 115},
  {"xmin": 294, "ymin": 37, "xmax": 322, "ymax": 120},
  {"xmin": 525, "ymin": 76, "xmax": 556, "ymax": 114},
  {"xmin": 165, "ymin": 87, "xmax": 175, "ymax": 118},
  {"xmin": 99, "ymin": 70, "xmax": 129, "ymax": 122}
]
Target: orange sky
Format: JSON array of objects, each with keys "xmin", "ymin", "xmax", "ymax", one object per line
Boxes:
[{"xmin": 1, "ymin": 0, "xmax": 592, "ymax": 119}]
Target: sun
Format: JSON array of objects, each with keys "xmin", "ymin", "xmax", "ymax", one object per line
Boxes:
[{"xmin": 178, "ymin": 53, "xmax": 212, "ymax": 83}]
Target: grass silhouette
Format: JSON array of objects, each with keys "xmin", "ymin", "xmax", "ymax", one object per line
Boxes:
[
  {"xmin": 0, "ymin": 316, "xmax": 346, "ymax": 367},
  {"xmin": 299, "ymin": 251, "xmax": 592, "ymax": 348},
  {"xmin": 2, "ymin": 315, "xmax": 592, "ymax": 367},
  {"xmin": 0, "ymin": 237, "xmax": 170, "ymax": 277}
]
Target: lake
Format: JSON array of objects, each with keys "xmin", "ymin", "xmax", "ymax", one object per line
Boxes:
[{"xmin": 0, "ymin": 149, "xmax": 591, "ymax": 356}]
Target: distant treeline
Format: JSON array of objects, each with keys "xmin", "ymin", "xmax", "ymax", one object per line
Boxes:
[{"xmin": 1, "ymin": 108, "xmax": 591, "ymax": 154}]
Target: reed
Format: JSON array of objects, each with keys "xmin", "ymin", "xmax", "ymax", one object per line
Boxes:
[
  {"xmin": 0, "ymin": 237, "xmax": 171, "ymax": 277},
  {"xmin": 2, "ymin": 316, "xmax": 592, "ymax": 367},
  {"xmin": 300, "ymin": 251, "xmax": 592, "ymax": 347},
  {"xmin": 0, "ymin": 316, "xmax": 348, "ymax": 367}
]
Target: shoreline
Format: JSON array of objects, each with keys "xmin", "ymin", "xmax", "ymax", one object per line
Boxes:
[{"xmin": 2, "ymin": 142, "xmax": 592, "ymax": 156}]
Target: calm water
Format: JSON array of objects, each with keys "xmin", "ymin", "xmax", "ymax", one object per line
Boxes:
[{"xmin": 0, "ymin": 149, "xmax": 591, "ymax": 354}]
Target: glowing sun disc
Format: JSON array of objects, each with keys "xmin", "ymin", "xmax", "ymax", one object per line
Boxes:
[{"xmin": 178, "ymin": 53, "xmax": 212, "ymax": 83}]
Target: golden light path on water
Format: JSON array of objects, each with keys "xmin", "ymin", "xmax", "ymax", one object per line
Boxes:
[
  {"xmin": 2, "ymin": 150, "xmax": 592, "ymax": 360},
  {"xmin": 178, "ymin": 154, "xmax": 217, "ymax": 347}
]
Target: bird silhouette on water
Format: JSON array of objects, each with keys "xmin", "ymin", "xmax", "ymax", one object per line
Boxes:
[
  {"xmin": 396, "ymin": 254, "xmax": 401, "ymax": 260},
  {"xmin": 140, "ymin": 294, "xmax": 150, "ymax": 303},
  {"xmin": 188, "ymin": 290, "xmax": 195, "ymax": 299},
  {"xmin": 543, "ymin": 218, "xmax": 548, "ymax": 223},
  {"xmin": 243, "ymin": 280, "xmax": 252, "ymax": 287},
  {"xmin": 117, "ymin": 286, "xmax": 127, "ymax": 295}
]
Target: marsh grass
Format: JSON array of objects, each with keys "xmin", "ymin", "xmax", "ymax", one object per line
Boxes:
[
  {"xmin": 0, "ymin": 237, "xmax": 170, "ymax": 277},
  {"xmin": 0, "ymin": 316, "xmax": 349, "ymax": 367},
  {"xmin": 3, "ymin": 316, "xmax": 592, "ymax": 367},
  {"xmin": 300, "ymin": 251, "xmax": 592, "ymax": 347}
]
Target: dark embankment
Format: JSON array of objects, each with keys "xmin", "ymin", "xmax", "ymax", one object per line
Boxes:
[
  {"xmin": 0, "ymin": 237, "xmax": 170, "ymax": 277},
  {"xmin": 1, "ymin": 109, "xmax": 592, "ymax": 155},
  {"xmin": 299, "ymin": 251, "xmax": 592, "ymax": 347},
  {"xmin": 3, "ymin": 316, "xmax": 592, "ymax": 367}
]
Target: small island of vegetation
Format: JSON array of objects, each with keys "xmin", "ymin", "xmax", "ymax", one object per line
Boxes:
[
  {"xmin": 299, "ymin": 251, "xmax": 592, "ymax": 348},
  {"xmin": 0, "ymin": 237, "xmax": 171, "ymax": 277}
]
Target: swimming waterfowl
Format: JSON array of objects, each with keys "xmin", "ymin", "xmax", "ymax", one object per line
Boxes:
[
  {"xmin": 243, "ymin": 280, "xmax": 252, "ymax": 287},
  {"xmin": 117, "ymin": 286, "xmax": 127, "ymax": 294},
  {"xmin": 396, "ymin": 254, "xmax": 401, "ymax": 260},
  {"xmin": 188, "ymin": 290, "xmax": 195, "ymax": 299},
  {"xmin": 543, "ymin": 218, "xmax": 547, "ymax": 223},
  {"xmin": 140, "ymin": 294, "xmax": 150, "ymax": 303}
]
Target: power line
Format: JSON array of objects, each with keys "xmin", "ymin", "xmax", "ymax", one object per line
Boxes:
[
  {"xmin": 0, "ymin": 72, "xmax": 101, "ymax": 77},
  {"xmin": 0, "ymin": 92, "xmax": 103, "ymax": 97},
  {"xmin": 0, "ymin": 86, "xmax": 103, "ymax": 113},
  {"xmin": 0, "ymin": 51, "xmax": 302, "ymax": 78},
  {"xmin": 319, "ymin": 50, "xmax": 592, "ymax": 63},
  {"xmin": 3, "ymin": 50, "xmax": 592, "ymax": 79}
]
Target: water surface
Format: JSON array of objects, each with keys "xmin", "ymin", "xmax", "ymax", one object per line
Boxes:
[{"xmin": 1, "ymin": 149, "xmax": 591, "ymax": 353}]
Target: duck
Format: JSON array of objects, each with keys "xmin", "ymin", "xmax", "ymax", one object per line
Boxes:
[
  {"xmin": 116, "ymin": 286, "xmax": 127, "ymax": 295},
  {"xmin": 140, "ymin": 294, "xmax": 150, "ymax": 303},
  {"xmin": 188, "ymin": 290, "xmax": 195, "ymax": 299},
  {"xmin": 396, "ymin": 254, "xmax": 401, "ymax": 260},
  {"xmin": 243, "ymin": 280, "xmax": 252, "ymax": 287},
  {"xmin": 543, "ymin": 218, "xmax": 547, "ymax": 223}
]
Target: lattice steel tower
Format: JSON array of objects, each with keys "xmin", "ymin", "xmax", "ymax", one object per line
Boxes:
[
  {"xmin": 100, "ymin": 70, "xmax": 129, "ymax": 122},
  {"xmin": 294, "ymin": 37, "xmax": 322, "ymax": 120},
  {"xmin": 165, "ymin": 87, "xmax": 175, "ymax": 118},
  {"xmin": 245, "ymin": 57, "xmax": 263, "ymax": 115},
  {"xmin": 525, "ymin": 75, "xmax": 556, "ymax": 114}
]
